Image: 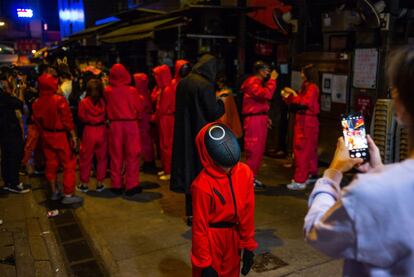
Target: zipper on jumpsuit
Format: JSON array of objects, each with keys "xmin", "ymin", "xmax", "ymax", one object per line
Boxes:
[{"xmin": 227, "ymin": 174, "xmax": 238, "ymax": 220}]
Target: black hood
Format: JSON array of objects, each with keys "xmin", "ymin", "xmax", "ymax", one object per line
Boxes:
[{"xmin": 192, "ymin": 54, "xmax": 217, "ymax": 83}]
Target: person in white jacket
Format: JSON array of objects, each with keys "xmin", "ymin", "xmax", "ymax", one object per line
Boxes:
[{"xmin": 304, "ymin": 46, "xmax": 414, "ymax": 276}]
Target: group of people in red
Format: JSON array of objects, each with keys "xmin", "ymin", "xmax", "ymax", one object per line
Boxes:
[{"xmin": 1, "ymin": 52, "xmax": 320, "ymax": 277}]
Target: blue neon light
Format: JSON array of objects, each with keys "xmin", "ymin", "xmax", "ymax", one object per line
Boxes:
[
  {"xmin": 17, "ymin": 8, "xmax": 34, "ymax": 18},
  {"xmin": 95, "ymin": 16, "xmax": 120, "ymax": 26}
]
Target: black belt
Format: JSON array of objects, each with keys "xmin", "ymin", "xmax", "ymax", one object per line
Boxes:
[
  {"xmin": 43, "ymin": 128, "xmax": 66, "ymax": 133},
  {"xmin": 84, "ymin": 122, "xmax": 106, "ymax": 126},
  {"xmin": 209, "ymin": 221, "xmax": 237, "ymax": 228},
  {"xmin": 243, "ymin": 112, "xmax": 268, "ymax": 117},
  {"xmin": 110, "ymin": 118, "xmax": 138, "ymax": 122}
]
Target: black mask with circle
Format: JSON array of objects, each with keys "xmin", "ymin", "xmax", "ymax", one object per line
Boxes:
[{"xmin": 204, "ymin": 123, "xmax": 241, "ymax": 168}]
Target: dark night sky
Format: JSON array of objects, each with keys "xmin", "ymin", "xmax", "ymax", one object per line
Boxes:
[{"xmin": 39, "ymin": 0, "xmax": 60, "ymax": 31}]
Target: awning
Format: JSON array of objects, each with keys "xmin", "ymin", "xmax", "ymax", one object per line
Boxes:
[
  {"xmin": 99, "ymin": 17, "xmax": 189, "ymax": 43},
  {"xmin": 100, "ymin": 31, "xmax": 154, "ymax": 44},
  {"xmin": 69, "ymin": 22, "xmax": 116, "ymax": 41}
]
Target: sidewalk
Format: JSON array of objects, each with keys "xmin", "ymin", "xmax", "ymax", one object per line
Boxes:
[
  {"xmin": 1, "ymin": 156, "xmax": 343, "ymax": 276},
  {"xmin": 72, "ymin": 157, "xmax": 342, "ymax": 277},
  {"xmin": 0, "ymin": 179, "xmax": 68, "ymax": 277}
]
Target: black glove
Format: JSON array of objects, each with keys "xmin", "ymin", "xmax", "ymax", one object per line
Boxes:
[
  {"xmin": 241, "ymin": 249, "xmax": 254, "ymax": 276},
  {"xmin": 201, "ymin": 266, "xmax": 219, "ymax": 277}
]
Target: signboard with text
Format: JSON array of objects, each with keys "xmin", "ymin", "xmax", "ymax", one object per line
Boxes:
[{"xmin": 353, "ymin": 48, "xmax": 378, "ymax": 89}]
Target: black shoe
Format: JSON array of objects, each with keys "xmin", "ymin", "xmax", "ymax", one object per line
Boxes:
[
  {"xmin": 76, "ymin": 184, "xmax": 89, "ymax": 193},
  {"xmin": 142, "ymin": 161, "xmax": 158, "ymax": 175},
  {"xmin": 110, "ymin": 188, "xmax": 123, "ymax": 196},
  {"xmin": 186, "ymin": 216, "xmax": 193, "ymax": 227},
  {"xmin": 4, "ymin": 183, "xmax": 30, "ymax": 194},
  {"xmin": 96, "ymin": 183, "xmax": 105, "ymax": 192},
  {"xmin": 125, "ymin": 186, "xmax": 142, "ymax": 197}
]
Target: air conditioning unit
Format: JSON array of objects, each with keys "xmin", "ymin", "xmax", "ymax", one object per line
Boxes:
[{"xmin": 370, "ymin": 99, "xmax": 396, "ymax": 164}]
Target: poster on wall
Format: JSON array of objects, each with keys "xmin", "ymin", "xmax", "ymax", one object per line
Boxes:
[
  {"xmin": 353, "ymin": 48, "xmax": 379, "ymax": 89},
  {"xmin": 322, "ymin": 73, "xmax": 333, "ymax": 94},
  {"xmin": 331, "ymin": 75, "xmax": 348, "ymax": 104},
  {"xmin": 291, "ymin": 70, "xmax": 302, "ymax": 91},
  {"xmin": 321, "ymin": 94, "xmax": 332, "ymax": 112}
]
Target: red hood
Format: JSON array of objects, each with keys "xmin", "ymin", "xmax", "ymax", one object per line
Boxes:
[
  {"xmin": 38, "ymin": 73, "xmax": 58, "ymax": 96},
  {"xmin": 153, "ymin": 65, "xmax": 172, "ymax": 89},
  {"xmin": 109, "ymin": 63, "xmax": 131, "ymax": 86},
  {"xmin": 196, "ymin": 122, "xmax": 230, "ymax": 178},
  {"xmin": 174, "ymin": 59, "xmax": 190, "ymax": 79},
  {"xmin": 133, "ymin": 73, "xmax": 149, "ymax": 93},
  {"xmin": 84, "ymin": 97, "xmax": 105, "ymax": 116}
]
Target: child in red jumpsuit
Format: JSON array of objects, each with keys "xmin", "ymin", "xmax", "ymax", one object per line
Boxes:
[
  {"xmin": 192, "ymin": 123, "xmax": 257, "ymax": 277},
  {"xmin": 153, "ymin": 65, "xmax": 174, "ymax": 181},
  {"xmin": 77, "ymin": 79, "xmax": 108, "ymax": 192},
  {"xmin": 282, "ymin": 64, "xmax": 320, "ymax": 190},
  {"xmin": 32, "ymin": 73, "xmax": 82, "ymax": 204},
  {"xmin": 104, "ymin": 64, "xmax": 143, "ymax": 196}
]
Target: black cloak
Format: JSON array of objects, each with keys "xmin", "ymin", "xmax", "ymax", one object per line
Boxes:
[{"xmin": 170, "ymin": 54, "xmax": 225, "ymax": 194}]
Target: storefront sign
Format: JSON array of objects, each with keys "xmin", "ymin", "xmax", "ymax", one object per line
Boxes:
[{"xmin": 17, "ymin": 8, "xmax": 34, "ymax": 18}]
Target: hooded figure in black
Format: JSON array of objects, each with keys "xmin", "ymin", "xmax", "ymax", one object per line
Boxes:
[{"xmin": 170, "ymin": 54, "xmax": 225, "ymax": 221}]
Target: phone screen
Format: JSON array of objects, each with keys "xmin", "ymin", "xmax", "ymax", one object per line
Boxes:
[{"xmin": 341, "ymin": 114, "xmax": 369, "ymax": 160}]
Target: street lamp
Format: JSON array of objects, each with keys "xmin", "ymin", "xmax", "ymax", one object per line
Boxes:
[{"xmin": 0, "ymin": 21, "xmax": 5, "ymax": 27}]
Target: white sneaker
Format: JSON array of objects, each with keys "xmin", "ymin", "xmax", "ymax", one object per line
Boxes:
[
  {"xmin": 159, "ymin": 174, "xmax": 171, "ymax": 181},
  {"xmin": 157, "ymin": 171, "xmax": 165, "ymax": 176},
  {"xmin": 287, "ymin": 181, "xmax": 306, "ymax": 191}
]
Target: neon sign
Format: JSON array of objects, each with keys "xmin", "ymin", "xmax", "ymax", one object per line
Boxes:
[
  {"xmin": 17, "ymin": 8, "xmax": 34, "ymax": 18},
  {"xmin": 59, "ymin": 9, "xmax": 85, "ymax": 22}
]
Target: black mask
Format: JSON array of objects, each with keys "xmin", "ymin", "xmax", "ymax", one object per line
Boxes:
[
  {"xmin": 204, "ymin": 124, "xmax": 241, "ymax": 168},
  {"xmin": 179, "ymin": 63, "xmax": 192, "ymax": 78}
]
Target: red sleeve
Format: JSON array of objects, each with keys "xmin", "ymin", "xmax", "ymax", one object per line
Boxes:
[
  {"xmin": 191, "ymin": 185, "xmax": 213, "ymax": 268},
  {"xmin": 239, "ymin": 170, "xmax": 258, "ymax": 251},
  {"xmin": 246, "ymin": 79, "xmax": 276, "ymax": 101},
  {"xmin": 287, "ymin": 84, "xmax": 319, "ymax": 108},
  {"xmin": 78, "ymin": 101, "xmax": 87, "ymax": 122},
  {"xmin": 58, "ymin": 97, "xmax": 74, "ymax": 131}
]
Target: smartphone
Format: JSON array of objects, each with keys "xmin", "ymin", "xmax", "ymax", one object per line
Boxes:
[{"xmin": 341, "ymin": 113, "xmax": 369, "ymax": 161}]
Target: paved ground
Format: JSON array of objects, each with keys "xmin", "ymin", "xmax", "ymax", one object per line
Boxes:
[{"xmin": 0, "ymin": 156, "xmax": 343, "ymax": 277}]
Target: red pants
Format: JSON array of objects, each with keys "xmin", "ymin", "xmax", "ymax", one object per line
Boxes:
[
  {"xmin": 79, "ymin": 126, "xmax": 108, "ymax": 183},
  {"xmin": 159, "ymin": 115, "xmax": 174, "ymax": 174},
  {"xmin": 192, "ymin": 228, "xmax": 241, "ymax": 277},
  {"xmin": 139, "ymin": 113, "xmax": 155, "ymax": 162},
  {"xmin": 22, "ymin": 124, "xmax": 41, "ymax": 165},
  {"xmin": 109, "ymin": 121, "xmax": 141, "ymax": 189},
  {"xmin": 293, "ymin": 116, "xmax": 319, "ymax": 183},
  {"xmin": 42, "ymin": 132, "xmax": 76, "ymax": 195},
  {"xmin": 244, "ymin": 115, "xmax": 268, "ymax": 176}
]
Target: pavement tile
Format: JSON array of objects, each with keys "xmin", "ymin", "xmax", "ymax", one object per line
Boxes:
[{"xmin": 34, "ymin": 261, "xmax": 53, "ymax": 277}]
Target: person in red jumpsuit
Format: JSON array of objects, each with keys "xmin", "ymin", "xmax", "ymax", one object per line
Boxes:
[
  {"xmin": 77, "ymin": 79, "xmax": 108, "ymax": 193},
  {"xmin": 192, "ymin": 122, "xmax": 257, "ymax": 277},
  {"xmin": 282, "ymin": 64, "xmax": 320, "ymax": 190},
  {"xmin": 153, "ymin": 65, "xmax": 174, "ymax": 181},
  {"xmin": 104, "ymin": 64, "xmax": 143, "ymax": 196},
  {"xmin": 241, "ymin": 61, "xmax": 278, "ymax": 188},
  {"xmin": 133, "ymin": 73, "xmax": 157, "ymax": 174},
  {"xmin": 172, "ymin": 59, "xmax": 191, "ymax": 90},
  {"xmin": 32, "ymin": 73, "xmax": 82, "ymax": 204}
]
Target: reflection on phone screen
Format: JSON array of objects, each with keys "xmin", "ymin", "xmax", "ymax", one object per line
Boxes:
[{"xmin": 342, "ymin": 114, "xmax": 369, "ymax": 159}]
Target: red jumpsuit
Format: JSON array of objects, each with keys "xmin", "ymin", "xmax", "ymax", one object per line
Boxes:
[
  {"xmin": 241, "ymin": 76, "xmax": 277, "ymax": 176},
  {"xmin": 284, "ymin": 81, "xmax": 320, "ymax": 183},
  {"xmin": 134, "ymin": 73, "xmax": 155, "ymax": 163},
  {"xmin": 104, "ymin": 64, "xmax": 143, "ymax": 190},
  {"xmin": 153, "ymin": 65, "xmax": 174, "ymax": 174},
  {"xmin": 171, "ymin": 59, "xmax": 190, "ymax": 91},
  {"xmin": 78, "ymin": 97, "xmax": 108, "ymax": 184},
  {"xmin": 192, "ymin": 123, "xmax": 258, "ymax": 277},
  {"xmin": 32, "ymin": 73, "xmax": 76, "ymax": 195}
]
